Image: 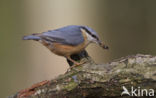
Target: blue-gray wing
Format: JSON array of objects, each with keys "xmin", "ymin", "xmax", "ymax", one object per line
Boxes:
[{"xmin": 40, "ymin": 25, "xmax": 84, "ymax": 46}]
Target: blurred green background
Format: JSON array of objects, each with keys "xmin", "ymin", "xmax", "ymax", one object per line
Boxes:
[{"xmin": 0, "ymin": 0, "xmax": 156, "ymax": 97}]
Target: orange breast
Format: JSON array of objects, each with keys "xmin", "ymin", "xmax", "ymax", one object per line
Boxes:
[{"xmin": 50, "ymin": 41, "xmax": 87, "ymax": 56}]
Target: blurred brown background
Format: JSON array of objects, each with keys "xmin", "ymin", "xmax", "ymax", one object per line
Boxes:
[{"xmin": 0, "ymin": 0, "xmax": 156, "ymax": 97}]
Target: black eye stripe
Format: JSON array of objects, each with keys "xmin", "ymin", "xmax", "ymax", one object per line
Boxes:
[
  {"xmin": 82, "ymin": 27, "xmax": 91, "ymax": 35},
  {"xmin": 91, "ymin": 34, "xmax": 95, "ymax": 37},
  {"xmin": 81, "ymin": 27, "xmax": 99, "ymax": 40},
  {"xmin": 81, "ymin": 27, "xmax": 93, "ymax": 36}
]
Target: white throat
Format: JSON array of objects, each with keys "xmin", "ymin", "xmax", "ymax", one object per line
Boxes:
[{"xmin": 81, "ymin": 28, "xmax": 95, "ymax": 43}]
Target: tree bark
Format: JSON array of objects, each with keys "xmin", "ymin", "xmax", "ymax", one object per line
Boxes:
[{"xmin": 9, "ymin": 52, "xmax": 156, "ymax": 98}]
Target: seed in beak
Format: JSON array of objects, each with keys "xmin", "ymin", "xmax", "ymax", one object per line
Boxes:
[{"xmin": 99, "ymin": 42, "xmax": 109, "ymax": 49}]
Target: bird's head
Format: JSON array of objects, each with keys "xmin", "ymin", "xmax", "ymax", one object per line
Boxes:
[{"xmin": 80, "ymin": 26, "xmax": 109, "ymax": 50}]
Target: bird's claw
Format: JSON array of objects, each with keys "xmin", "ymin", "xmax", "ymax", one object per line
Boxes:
[{"xmin": 66, "ymin": 61, "xmax": 86, "ymax": 72}]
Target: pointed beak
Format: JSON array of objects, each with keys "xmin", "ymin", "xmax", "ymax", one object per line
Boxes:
[{"xmin": 98, "ymin": 41, "xmax": 109, "ymax": 50}]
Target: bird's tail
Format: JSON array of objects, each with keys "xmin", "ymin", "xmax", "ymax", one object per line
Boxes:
[{"xmin": 23, "ymin": 34, "xmax": 41, "ymax": 41}]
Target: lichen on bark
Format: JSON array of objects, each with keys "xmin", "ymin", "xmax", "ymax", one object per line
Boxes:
[{"xmin": 10, "ymin": 53, "xmax": 156, "ymax": 98}]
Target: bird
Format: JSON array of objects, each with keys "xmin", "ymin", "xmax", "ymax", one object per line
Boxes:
[{"xmin": 23, "ymin": 25, "xmax": 108, "ymax": 67}]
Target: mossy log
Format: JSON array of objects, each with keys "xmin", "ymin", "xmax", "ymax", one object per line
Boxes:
[{"xmin": 10, "ymin": 51, "xmax": 156, "ymax": 98}]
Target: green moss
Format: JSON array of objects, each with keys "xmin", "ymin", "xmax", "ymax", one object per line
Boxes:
[
  {"xmin": 119, "ymin": 78, "xmax": 131, "ymax": 83},
  {"xmin": 63, "ymin": 81, "xmax": 78, "ymax": 91}
]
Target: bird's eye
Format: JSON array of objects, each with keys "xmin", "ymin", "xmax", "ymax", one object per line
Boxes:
[
  {"xmin": 91, "ymin": 34, "xmax": 99, "ymax": 40},
  {"xmin": 91, "ymin": 34, "xmax": 96, "ymax": 38},
  {"xmin": 92, "ymin": 35, "xmax": 95, "ymax": 38}
]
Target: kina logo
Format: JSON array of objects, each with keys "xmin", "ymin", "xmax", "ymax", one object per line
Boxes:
[{"xmin": 121, "ymin": 86, "xmax": 154, "ymax": 97}]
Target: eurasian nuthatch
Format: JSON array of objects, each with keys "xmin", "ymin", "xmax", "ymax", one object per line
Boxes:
[{"xmin": 23, "ymin": 25, "xmax": 108, "ymax": 66}]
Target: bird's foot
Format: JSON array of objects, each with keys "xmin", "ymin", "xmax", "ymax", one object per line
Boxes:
[{"xmin": 66, "ymin": 61, "xmax": 86, "ymax": 72}]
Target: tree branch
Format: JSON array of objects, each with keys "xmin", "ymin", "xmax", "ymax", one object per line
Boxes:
[{"xmin": 9, "ymin": 53, "xmax": 156, "ymax": 98}]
